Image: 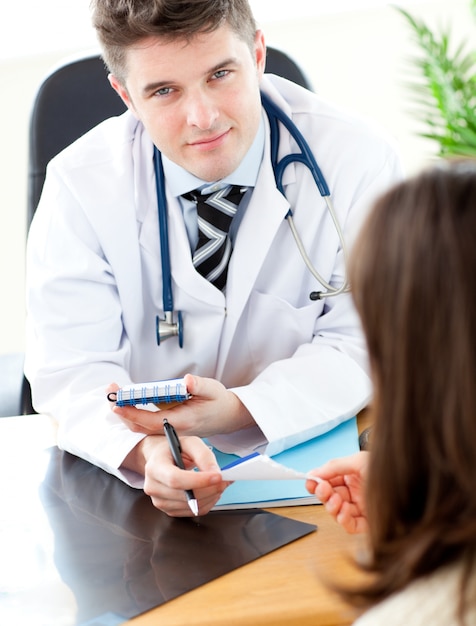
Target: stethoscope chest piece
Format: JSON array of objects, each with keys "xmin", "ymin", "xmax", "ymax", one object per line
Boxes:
[{"xmin": 156, "ymin": 310, "xmax": 184, "ymax": 348}]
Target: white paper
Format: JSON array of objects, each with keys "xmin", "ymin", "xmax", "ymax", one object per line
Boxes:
[{"xmin": 220, "ymin": 453, "xmax": 320, "ymax": 482}]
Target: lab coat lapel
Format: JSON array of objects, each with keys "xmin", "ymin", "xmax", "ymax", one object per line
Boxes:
[
  {"xmin": 230, "ymin": 169, "xmax": 290, "ymax": 301},
  {"xmin": 225, "ymin": 98, "xmax": 296, "ymax": 308},
  {"xmin": 217, "ymin": 157, "xmax": 295, "ymax": 368}
]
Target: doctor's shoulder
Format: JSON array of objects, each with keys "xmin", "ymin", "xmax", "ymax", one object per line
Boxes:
[
  {"xmin": 303, "ymin": 93, "xmax": 399, "ymax": 155},
  {"xmin": 310, "ymin": 100, "xmax": 403, "ymax": 194},
  {"xmin": 48, "ymin": 110, "xmax": 140, "ymax": 173},
  {"xmin": 263, "ymin": 75, "xmax": 401, "ymax": 169}
]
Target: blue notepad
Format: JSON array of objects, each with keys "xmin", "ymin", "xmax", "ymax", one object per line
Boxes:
[
  {"xmin": 108, "ymin": 378, "xmax": 191, "ymax": 407},
  {"xmin": 213, "ymin": 418, "xmax": 359, "ymax": 509}
]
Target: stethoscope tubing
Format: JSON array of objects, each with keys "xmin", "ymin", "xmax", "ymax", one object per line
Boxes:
[
  {"xmin": 261, "ymin": 91, "xmax": 330, "ymax": 198},
  {"xmin": 154, "ymin": 148, "xmax": 184, "ymax": 346},
  {"xmin": 154, "ymin": 148, "xmax": 173, "ymax": 313},
  {"xmin": 262, "ymin": 91, "xmax": 349, "ymax": 299}
]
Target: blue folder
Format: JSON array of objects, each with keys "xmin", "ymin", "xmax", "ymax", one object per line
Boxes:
[{"xmin": 213, "ymin": 417, "xmax": 359, "ymax": 509}]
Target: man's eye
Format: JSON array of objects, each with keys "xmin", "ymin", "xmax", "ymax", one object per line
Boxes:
[
  {"xmin": 213, "ymin": 70, "xmax": 229, "ymax": 80},
  {"xmin": 156, "ymin": 87, "xmax": 172, "ymax": 97}
]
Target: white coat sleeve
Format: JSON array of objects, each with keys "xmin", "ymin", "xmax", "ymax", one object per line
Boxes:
[{"xmin": 25, "ymin": 160, "xmax": 146, "ymax": 487}]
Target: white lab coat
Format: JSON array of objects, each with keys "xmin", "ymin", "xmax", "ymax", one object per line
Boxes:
[{"xmin": 25, "ymin": 75, "xmax": 403, "ymax": 485}]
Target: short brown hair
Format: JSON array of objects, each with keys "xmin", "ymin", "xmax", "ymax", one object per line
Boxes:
[
  {"xmin": 91, "ymin": 0, "xmax": 257, "ymax": 82},
  {"xmin": 346, "ymin": 159, "xmax": 476, "ymax": 622}
]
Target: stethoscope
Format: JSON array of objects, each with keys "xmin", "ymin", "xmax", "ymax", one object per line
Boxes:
[{"xmin": 153, "ymin": 92, "xmax": 350, "ymax": 348}]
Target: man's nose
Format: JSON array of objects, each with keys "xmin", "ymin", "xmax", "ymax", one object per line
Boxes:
[{"xmin": 185, "ymin": 91, "xmax": 219, "ymax": 130}]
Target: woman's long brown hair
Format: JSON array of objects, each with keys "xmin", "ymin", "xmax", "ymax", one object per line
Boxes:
[{"xmin": 345, "ymin": 160, "xmax": 476, "ymax": 618}]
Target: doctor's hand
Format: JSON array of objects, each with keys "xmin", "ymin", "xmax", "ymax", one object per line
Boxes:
[
  {"xmin": 123, "ymin": 433, "xmax": 230, "ymax": 517},
  {"xmin": 305, "ymin": 451, "xmax": 369, "ymax": 534},
  {"xmin": 109, "ymin": 374, "xmax": 255, "ymax": 438}
]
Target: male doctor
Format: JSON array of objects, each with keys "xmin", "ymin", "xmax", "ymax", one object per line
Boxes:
[{"xmin": 25, "ymin": 0, "xmax": 403, "ymax": 516}]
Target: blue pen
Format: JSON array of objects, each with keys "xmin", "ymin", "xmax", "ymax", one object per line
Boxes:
[{"xmin": 163, "ymin": 418, "xmax": 199, "ymax": 516}]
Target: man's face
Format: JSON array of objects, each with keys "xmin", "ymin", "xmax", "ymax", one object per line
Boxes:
[{"xmin": 110, "ymin": 25, "xmax": 266, "ymax": 182}]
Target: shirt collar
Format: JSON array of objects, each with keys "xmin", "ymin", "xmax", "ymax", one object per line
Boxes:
[{"xmin": 162, "ymin": 115, "xmax": 265, "ymax": 197}]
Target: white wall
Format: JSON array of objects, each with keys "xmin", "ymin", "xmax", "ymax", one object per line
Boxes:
[{"xmin": 0, "ymin": 0, "xmax": 473, "ymax": 353}]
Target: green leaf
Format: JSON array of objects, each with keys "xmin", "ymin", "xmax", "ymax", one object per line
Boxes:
[{"xmin": 395, "ymin": 4, "xmax": 476, "ymax": 156}]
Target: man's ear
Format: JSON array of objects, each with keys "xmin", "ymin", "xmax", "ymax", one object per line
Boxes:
[
  {"xmin": 254, "ymin": 30, "xmax": 267, "ymax": 79},
  {"xmin": 108, "ymin": 74, "xmax": 136, "ymax": 115}
]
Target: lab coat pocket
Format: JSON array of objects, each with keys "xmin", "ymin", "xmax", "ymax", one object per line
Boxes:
[{"xmin": 245, "ymin": 290, "xmax": 320, "ymax": 370}]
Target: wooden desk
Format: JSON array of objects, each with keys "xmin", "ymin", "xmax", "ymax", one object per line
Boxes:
[{"xmin": 0, "ymin": 415, "xmax": 365, "ymax": 626}]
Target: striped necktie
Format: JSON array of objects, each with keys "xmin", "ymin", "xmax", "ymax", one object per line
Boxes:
[{"xmin": 182, "ymin": 185, "xmax": 247, "ymax": 291}]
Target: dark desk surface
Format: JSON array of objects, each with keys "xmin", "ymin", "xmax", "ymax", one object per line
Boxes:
[{"xmin": 0, "ymin": 414, "xmax": 367, "ymax": 626}]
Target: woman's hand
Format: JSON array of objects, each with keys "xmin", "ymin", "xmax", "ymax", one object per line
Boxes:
[{"xmin": 306, "ymin": 451, "xmax": 369, "ymax": 534}]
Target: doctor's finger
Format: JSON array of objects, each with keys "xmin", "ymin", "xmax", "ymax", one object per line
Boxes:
[
  {"xmin": 183, "ymin": 373, "xmax": 223, "ymax": 400},
  {"xmin": 149, "ymin": 489, "xmax": 222, "ymax": 517},
  {"xmin": 113, "ymin": 405, "xmax": 165, "ymax": 435},
  {"xmin": 145, "ymin": 475, "xmax": 226, "ymax": 517},
  {"xmin": 178, "ymin": 435, "xmax": 222, "ymax": 472},
  {"xmin": 147, "ymin": 450, "xmax": 224, "ymax": 492}
]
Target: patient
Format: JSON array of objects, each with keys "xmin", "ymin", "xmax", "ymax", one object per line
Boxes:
[{"xmin": 306, "ymin": 160, "xmax": 476, "ymax": 625}]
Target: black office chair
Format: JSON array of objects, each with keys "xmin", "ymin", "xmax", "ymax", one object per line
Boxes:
[
  {"xmin": 0, "ymin": 46, "xmax": 312, "ymax": 417},
  {"xmin": 266, "ymin": 46, "xmax": 312, "ymax": 94}
]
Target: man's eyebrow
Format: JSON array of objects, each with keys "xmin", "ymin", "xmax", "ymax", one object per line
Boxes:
[
  {"xmin": 142, "ymin": 80, "xmax": 172, "ymax": 96},
  {"xmin": 141, "ymin": 57, "xmax": 240, "ymax": 96},
  {"xmin": 209, "ymin": 57, "xmax": 240, "ymax": 73}
]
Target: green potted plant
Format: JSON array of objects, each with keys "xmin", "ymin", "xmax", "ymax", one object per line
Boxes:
[{"xmin": 397, "ymin": 2, "xmax": 476, "ymax": 157}]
